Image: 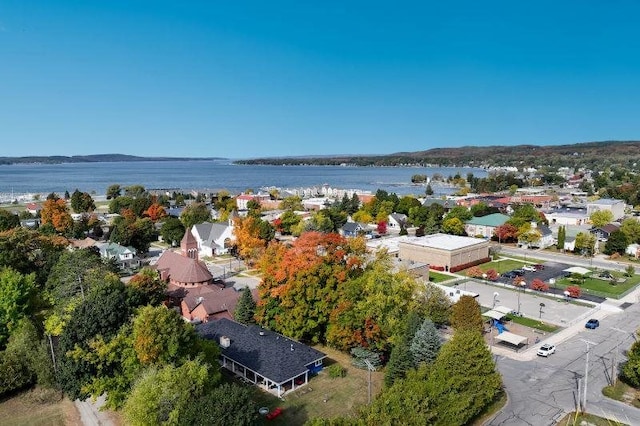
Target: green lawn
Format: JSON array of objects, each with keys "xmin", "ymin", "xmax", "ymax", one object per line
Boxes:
[
  {"xmin": 428, "ymin": 271, "xmax": 455, "ymax": 283},
  {"xmin": 556, "ymin": 273, "xmax": 640, "ymax": 297},
  {"xmin": 506, "ymin": 315, "xmax": 558, "ymax": 333},
  {"xmin": 475, "ymin": 260, "xmax": 526, "ymax": 274}
]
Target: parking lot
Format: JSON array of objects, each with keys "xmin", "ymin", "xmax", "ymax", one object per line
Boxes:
[{"xmin": 496, "ymin": 261, "xmax": 606, "ymax": 303}]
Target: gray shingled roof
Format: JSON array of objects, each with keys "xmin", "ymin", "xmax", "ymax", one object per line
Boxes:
[{"xmin": 197, "ymin": 319, "xmax": 326, "ymax": 384}]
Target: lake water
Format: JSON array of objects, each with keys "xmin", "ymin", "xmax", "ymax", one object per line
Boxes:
[{"xmin": 0, "ymin": 160, "xmax": 487, "ymax": 199}]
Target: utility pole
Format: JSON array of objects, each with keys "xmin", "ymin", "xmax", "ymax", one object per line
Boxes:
[
  {"xmin": 581, "ymin": 339, "xmax": 596, "ymax": 411},
  {"xmin": 363, "ymin": 359, "xmax": 375, "ymax": 404}
]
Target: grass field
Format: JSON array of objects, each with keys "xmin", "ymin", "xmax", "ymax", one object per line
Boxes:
[
  {"xmin": 228, "ymin": 346, "xmax": 383, "ymax": 425},
  {"xmin": 0, "ymin": 388, "xmax": 81, "ymax": 426},
  {"xmin": 556, "ymin": 273, "xmax": 640, "ymax": 297},
  {"xmin": 428, "ymin": 271, "xmax": 456, "ymax": 283},
  {"xmin": 507, "ymin": 315, "xmax": 558, "ymax": 333},
  {"xmin": 476, "ymin": 259, "xmax": 527, "ymax": 274}
]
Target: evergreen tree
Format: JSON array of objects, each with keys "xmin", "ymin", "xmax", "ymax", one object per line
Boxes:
[
  {"xmin": 384, "ymin": 311, "xmax": 422, "ymax": 387},
  {"xmin": 234, "ymin": 288, "xmax": 256, "ymax": 325},
  {"xmin": 557, "ymin": 225, "xmax": 566, "ymax": 250},
  {"xmin": 428, "ymin": 329, "xmax": 502, "ymax": 425},
  {"xmin": 410, "ymin": 319, "xmax": 441, "ymax": 366},
  {"xmin": 425, "ymin": 183, "xmax": 434, "ymax": 196}
]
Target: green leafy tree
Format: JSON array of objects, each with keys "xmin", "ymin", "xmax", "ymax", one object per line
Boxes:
[
  {"xmin": 507, "ymin": 203, "xmax": 541, "ymax": 228},
  {"xmin": 132, "ymin": 306, "xmax": 198, "ymax": 367},
  {"xmin": 279, "ymin": 210, "xmax": 302, "ymax": 235},
  {"xmin": 396, "ymin": 196, "xmax": 421, "ymax": 215},
  {"xmin": 180, "ymin": 203, "xmax": 211, "ymax": 228},
  {"xmin": 123, "ymin": 359, "xmax": 217, "ymax": 426},
  {"xmin": 160, "ymin": 217, "xmax": 185, "ymax": 246},
  {"xmin": 56, "ymin": 279, "xmax": 142, "ymax": 399},
  {"xmin": 574, "ymin": 232, "xmax": 597, "ymax": 255},
  {"xmin": 604, "ymin": 229, "xmax": 629, "ymax": 255},
  {"xmin": 622, "ymin": 337, "xmax": 640, "ymax": 387},
  {"xmin": 0, "ymin": 319, "xmax": 54, "ymax": 397},
  {"xmin": 0, "ymin": 210, "xmax": 20, "ymax": 231},
  {"xmin": 441, "ymin": 217, "xmax": 466, "ymax": 235},
  {"xmin": 110, "ymin": 216, "xmax": 156, "ymax": 253},
  {"xmin": 0, "ymin": 268, "xmax": 36, "ymax": 349},
  {"xmin": 128, "ymin": 267, "xmax": 167, "ymax": 306},
  {"xmin": 106, "ymin": 184, "xmax": 122, "ymax": 200},
  {"xmin": 450, "ymin": 295, "xmax": 484, "ymax": 333},
  {"xmin": 70, "ymin": 189, "xmax": 96, "ymax": 213},
  {"xmin": 234, "ymin": 288, "xmax": 256, "ymax": 325},
  {"xmin": 444, "ymin": 206, "xmax": 472, "ymax": 223},
  {"xmin": 177, "ymin": 383, "xmax": 258, "ymax": 426},
  {"xmin": 417, "ymin": 283, "xmax": 451, "ymax": 326},
  {"xmin": 409, "ymin": 318, "xmax": 441, "ymax": 366},
  {"xmin": 590, "ymin": 209, "xmax": 614, "ymax": 228},
  {"xmin": 620, "ymin": 218, "xmax": 640, "ymax": 244},
  {"xmin": 280, "ymin": 196, "xmax": 303, "ymax": 211}
]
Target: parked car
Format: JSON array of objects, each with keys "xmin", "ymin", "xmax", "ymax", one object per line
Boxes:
[
  {"xmin": 537, "ymin": 344, "xmax": 556, "ymax": 357},
  {"xmin": 585, "ymin": 319, "xmax": 600, "ymax": 329},
  {"xmin": 513, "ymin": 269, "xmax": 525, "ymax": 276},
  {"xmin": 522, "ymin": 265, "xmax": 536, "ymax": 272},
  {"xmin": 533, "ymin": 264, "xmax": 545, "ymax": 270},
  {"xmin": 502, "ymin": 271, "xmax": 518, "ymax": 279}
]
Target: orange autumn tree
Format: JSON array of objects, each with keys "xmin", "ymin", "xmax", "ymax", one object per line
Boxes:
[
  {"xmin": 41, "ymin": 198, "xmax": 73, "ymax": 233},
  {"xmin": 143, "ymin": 203, "xmax": 167, "ymax": 222},
  {"xmin": 256, "ymin": 232, "xmax": 367, "ymax": 343},
  {"xmin": 232, "ymin": 216, "xmax": 270, "ymax": 266}
]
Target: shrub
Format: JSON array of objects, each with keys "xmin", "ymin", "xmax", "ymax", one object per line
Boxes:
[
  {"xmin": 328, "ymin": 363, "xmax": 346, "ymax": 378},
  {"xmin": 530, "ymin": 279, "xmax": 549, "ymax": 292},
  {"xmin": 466, "ymin": 266, "xmax": 483, "ymax": 278},
  {"xmin": 567, "ymin": 285, "xmax": 581, "ymax": 298},
  {"xmin": 485, "ymin": 269, "xmax": 499, "ymax": 281}
]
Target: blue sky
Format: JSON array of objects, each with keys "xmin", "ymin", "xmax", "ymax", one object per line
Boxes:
[{"xmin": 1, "ymin": 1, "xmax": 639, "ymax": 159}]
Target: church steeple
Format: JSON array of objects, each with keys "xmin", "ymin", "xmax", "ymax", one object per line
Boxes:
[{"xmin": 180, "ymin": 227, "xmax": 199, "ymax": 260}]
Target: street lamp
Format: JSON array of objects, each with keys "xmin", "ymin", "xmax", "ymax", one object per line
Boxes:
[
  {"xmin": 518, "ymin": 280, "xmax": 525, "ymax": 315},
  {"xmin": 539, "ymin": 302, "xmax": 545, "ymax": 319},
  {"xmin": 493, "ymin": 292, "xmax": 499, "ymax": 308}
]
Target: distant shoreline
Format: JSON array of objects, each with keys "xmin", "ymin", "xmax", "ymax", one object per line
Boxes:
[{"xmin": 0, "ymin": 154, "xmax": 226, "ymax": 166}]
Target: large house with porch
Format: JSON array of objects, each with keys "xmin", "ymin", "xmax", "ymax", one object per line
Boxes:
[{"xmin": 197, "ymin": 318, "xmax": 327, "ymax": 398}]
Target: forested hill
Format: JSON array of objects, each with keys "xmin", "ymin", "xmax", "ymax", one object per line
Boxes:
[
  {"xmin": 236, "ymin": 140, "xmax": 640, "ymax": 169},
  {"xmin": 0, "ymin": 154, "xmax": 223, "ymax": 165}
]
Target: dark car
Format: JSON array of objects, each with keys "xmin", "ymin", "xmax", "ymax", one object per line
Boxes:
[
  {"xmin": 502, "ymin": 271, "xmax": 518, "ymax": 279},
  {"xmin": 513, "ymin": 269, "xmax": 525, "ymax": 276},
  {"xmin": 585, "ymin": 319, "xmax": 600, "ymax": 329}
]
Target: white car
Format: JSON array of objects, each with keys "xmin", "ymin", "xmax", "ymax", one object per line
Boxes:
[
  {"xmin": 537, "ymin": 344, "xmax": 556, "ymax": 357},
  {"xmin": 522, "ymin": 265, "xmax": 537, "ymax": 272}
]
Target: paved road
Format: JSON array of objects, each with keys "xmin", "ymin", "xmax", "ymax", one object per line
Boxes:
[{"xmin": 488, "ymin": 298, "xmax": 640, "ymax": 425}]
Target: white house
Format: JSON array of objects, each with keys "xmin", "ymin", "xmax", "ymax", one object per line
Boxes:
[
  {"xmin": 191, "ymin": 222, "xmax": 236, "ymax": 257},
  {"xmin": 387, "ymin": 213, "xmax": 408, "ymax": 229},
  {"xmin": 546, "ymin": 208, "xmax": 589, "ymax": 226},
  {"xmin": 626, "ymin": 244, "xmax": 640, "ymax": 259}
]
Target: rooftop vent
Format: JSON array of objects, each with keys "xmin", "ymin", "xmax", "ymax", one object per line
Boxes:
[{"xmin": 220, "ymin": 336, "xmax": 231, "ymax": 348}]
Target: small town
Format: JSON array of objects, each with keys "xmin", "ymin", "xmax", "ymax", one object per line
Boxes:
[{"xmin": 2, "ymin": 165, "xmax": 640, "ymax": 425}]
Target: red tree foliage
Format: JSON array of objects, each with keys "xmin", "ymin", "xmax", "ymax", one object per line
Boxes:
[
  {"xmin": 377, "ymin": 221, "xmax": 387, "ymax": 235},
  {"xmin": 530, "ymin": 279, "xmax": 549, "ymax": 292},
  {"xmin": 567, "ymin": 285, "xmax": 581, "ymax": 298},
  {"xmin": 494, "ymin": 224, "xmax": 519, "ymax": 243},
  {"xmin": 484, "ymin": 269, "xmax": 499, "ymax": 281}
]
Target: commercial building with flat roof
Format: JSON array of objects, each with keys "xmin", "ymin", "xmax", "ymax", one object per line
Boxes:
[{"xmin": 398, "ymin": 233, "xmax": 490, "ymax": 272}]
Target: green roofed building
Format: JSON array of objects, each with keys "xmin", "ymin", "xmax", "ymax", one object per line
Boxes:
[{"xmin": 464, "ymin": 213, "xmax": 510, "ymax": 239}]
